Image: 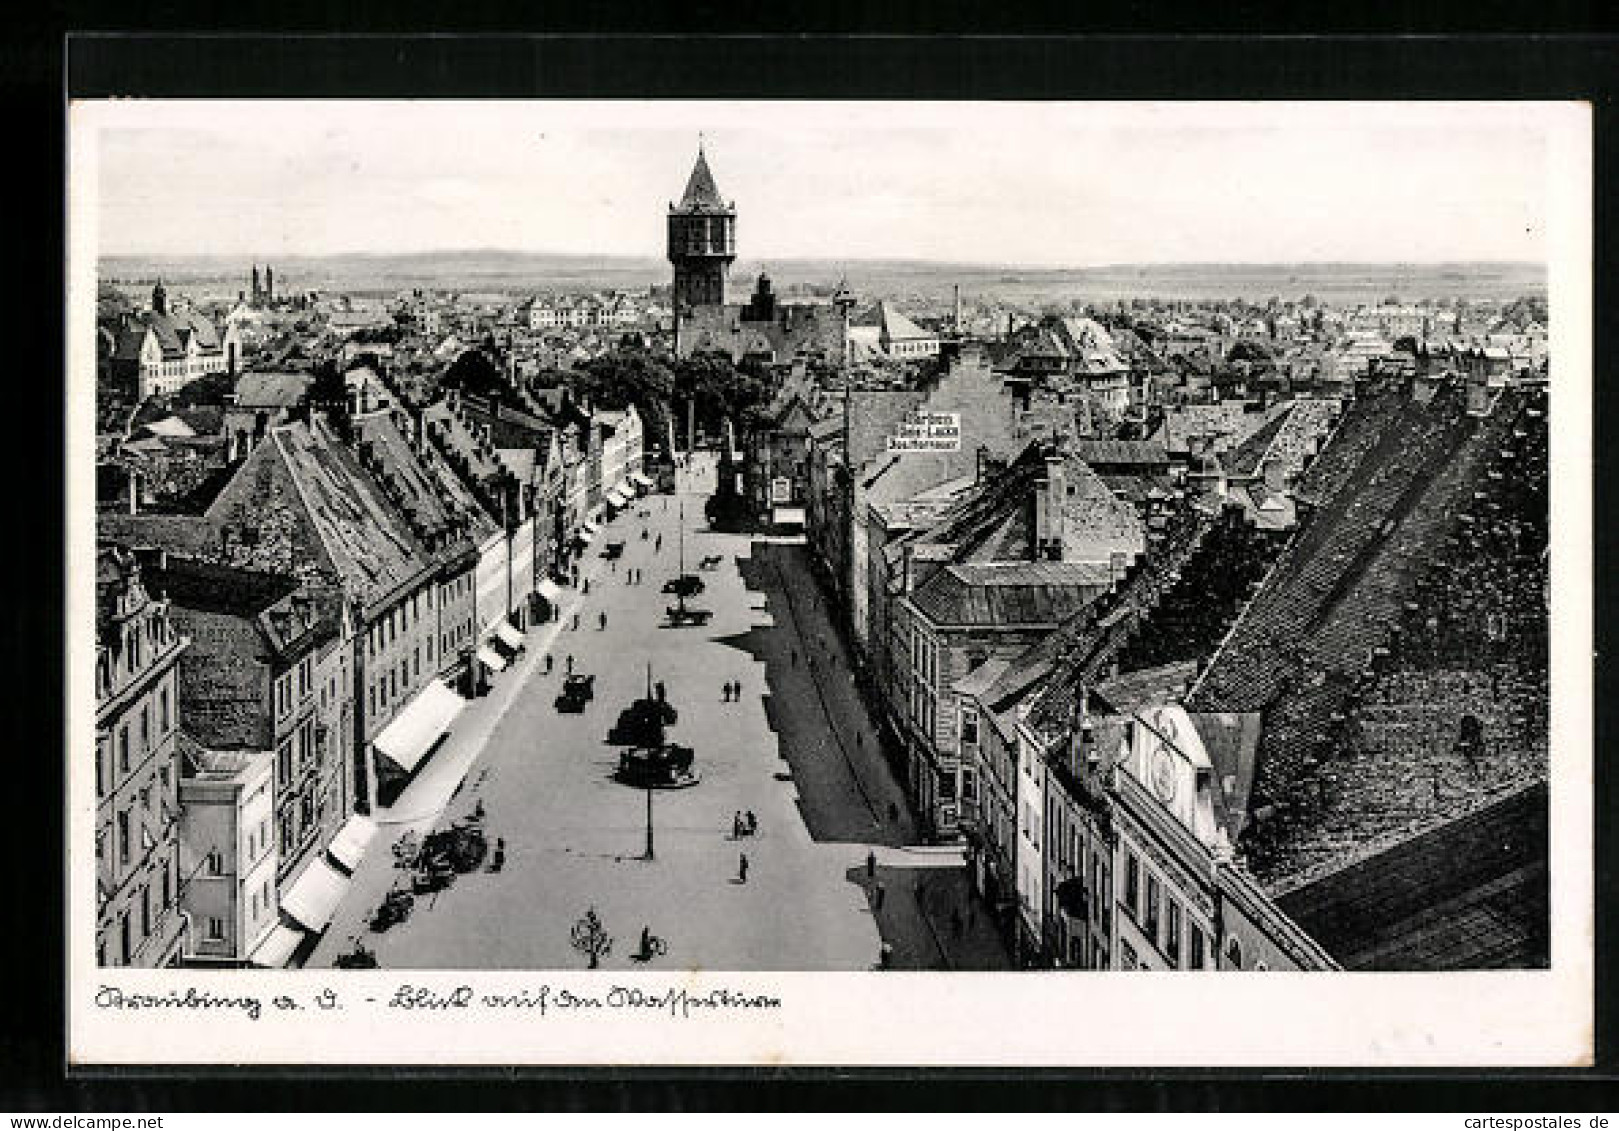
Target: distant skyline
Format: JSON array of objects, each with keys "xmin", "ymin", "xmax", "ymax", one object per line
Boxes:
[{"xmin": 82, "ymin": 101, "xmax": 1561, "ymax": 268}]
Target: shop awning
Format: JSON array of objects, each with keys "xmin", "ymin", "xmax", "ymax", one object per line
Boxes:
[
  {"xmin": 478, "ymin": 644, "xmax": 509, "ymax": 672},
  {"xmin": 574, "ymin": 529, "xmax": 596, "ymax": 548},
  {"xmin": 772, "ymin": 506, "xmax": 807, "ymax": 527},
  {"xmin": 278, "ymin": 858, "xmax": 353, "ymax": 933},
  {"xmin": 326, "ymin": 814, "xmax": 379, "ymax": 873},
  {"xmin": 631, "ymin": 471, "xmax": 655, "ymax": 488},
  {"xmin": 582, "ymin": 520, "xmax": 602, "ymax": 536},
  {"xmin": 248, "ymin": 922, "xmax": 307, "ymax": 969},
  {"xmin": 536, "ymin": 578, "xmax": 563, "ymax": 602},
  {"xmin": 494, "ymin": 621, "xmax": 525, "ymax": 651},
  {"xmin": 371, "ymin": 679, "xmax": 465, "ymax": 775},
  {"xmin": 606, "ymin": 486, "xmax": 633, "ymax": 508}
]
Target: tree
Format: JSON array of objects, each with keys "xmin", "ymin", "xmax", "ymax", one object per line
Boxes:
[
  {"xmin": 573, "ymin": 351, "xmax": 676, "ymax": 448},
  {"xmin": 440, "ymin": 348, "xmax": 506, "ymax": 398},
  {"xmin": 570, "ymin": 907, "xmax": 613, "ymax": 969}
]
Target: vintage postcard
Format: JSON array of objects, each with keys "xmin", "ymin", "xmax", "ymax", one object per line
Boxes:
[{"xmin": 67, "ymin": 99, "xmax": 1593, "ymax": 1066}]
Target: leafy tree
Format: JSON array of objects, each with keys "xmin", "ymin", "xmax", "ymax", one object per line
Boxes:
[
  {"xmin": 573, "ymin": 351, "xmax": 676, "ymax": 448},
  {"xmin": 570, "ymin": 907, "xmax": 613, "ymax": 969},
  {"xmin": 440, "ymin": 348, "xmax": 506, "ymax": 398}
]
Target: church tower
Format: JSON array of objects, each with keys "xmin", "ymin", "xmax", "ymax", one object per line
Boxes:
[{"xmin": 667, "ymin": 141, "xmax": 736, "ymax": 311}]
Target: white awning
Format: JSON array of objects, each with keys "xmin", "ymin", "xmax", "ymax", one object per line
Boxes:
[
  {"xmin": 371, "ymin": 679, "xmax": 465, "ymax": 775},
  {"xmin": 631, "ymin": 471, "xmax": 655, "ymax": 488},
  {"xmin": 326, "ymin": 814, "xmax": 379, "ymax": 873},
  {"xmin": 278, "ymin": 858, "xmax": 353, "ymax": 933},
  {"xmin": 606, "ymin": 486, "xmax": 633, "ymax": 507},
  {"xmin": 772, "ymin": 506, "xmax": 807, "ymax": 527},
  {"xmin": 536, "ymin": 578, "xmax": 563, "ymax": 601},
  {"xmin": 248, "ymin": 922, "xmax": 307, "ymax": 969},
  {"xmin": 581, "ymin": 520, "xmax": 602, "ymax": 536},
  {"xmin": 494, "ymin": 621, "xmax": 526, "ymax": 651},
  {"xmin": 477, "ymin": 644, "xmax": 509, "ymax": 672},
  {"xmin": 575, "ymin": 529, "xmax": 596, "ymax": 548}
]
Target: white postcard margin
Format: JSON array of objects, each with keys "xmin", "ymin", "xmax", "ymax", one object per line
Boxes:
[{"xmin": 65, "ymin": 100, "xmax": 1593, "ymax": 1067}]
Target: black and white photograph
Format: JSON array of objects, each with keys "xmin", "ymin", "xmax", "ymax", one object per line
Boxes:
[{"xmin": 66, "ymin": 96, "xmax": 1593, "ymax": 1066}]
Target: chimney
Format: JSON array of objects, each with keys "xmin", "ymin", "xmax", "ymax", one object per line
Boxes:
[{"xmin": 1036, "ymin": 447, "xmax": 1067, "ymax": 560}]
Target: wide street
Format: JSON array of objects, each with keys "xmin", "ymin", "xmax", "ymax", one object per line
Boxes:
[{"xmin": 309, "ymin": 453, "xmax": 1010, "ymax": 972}]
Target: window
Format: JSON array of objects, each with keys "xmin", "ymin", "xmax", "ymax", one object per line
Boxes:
[
  {"xmin": 120, "ymin": 913, "xmax": 132, "ymax": 965},
  {"xmin": 207, "ymin": 849, "xmax": 224, "ymax": 875},
  {"xmin": 962, "ymin": 767, "xmax": 978, "ymax": 805},
  {"xmin": 368, "ymin": 686, "xmax": 377, "ymax": 716},
  {"xmin": 158, "ymin": 685, "xmax": 170, "ymax": 732},
  {"xmin": 1119, "ymin": 940, "xmax": 1138, "ymax": 970},
  {"xmin": 1145, "ymin": 875, "xmax": 1161, "ymax": 940},
  {"xmin": 1190, "ymin": 925, "xmax": 1207, "ymax": 970},
  {"xmin": 1225, "ymin": 937, "xmax": 1244, "ymax": 971},
  {"xmin": 140, "ymin": 884, "xmax": 151, "ymax": 937},
  {"xmin": 277, "ymin": 739, "xmax": 292, "ymax": 785},
  {"xmin": 960, "ymin": 706, "xmax": 979, "ymax": 749},
  {"xmin": 1166, "ymin": 902, "xmax": 1182, "ymax": 966},
  {"xmin": 207, "ymin": 917, "xmax": 225, "ymax": 941},
  {"xmin": 118, "ymin": 726, "xmax": 130, "ymax": 772},
  {"xmin": 117, "ymin": 810, "xmax": 130, "ymax": 866},
  {"xmin": 1125, "ymin": 853, "xmax": 1140, "ymax": 918},
  {"xmin": 96, "ymin": 744, "xmax": 105, "ymax": 797}
]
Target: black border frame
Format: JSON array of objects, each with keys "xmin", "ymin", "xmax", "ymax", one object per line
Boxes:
[{"xmin": 13, "ymin": 29, "xmax": 1615, "ymax": 1110}]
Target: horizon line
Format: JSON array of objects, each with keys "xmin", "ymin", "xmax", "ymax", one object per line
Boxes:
[{"xmin": 97, "ymin": 248, "xmax": 1548, "ymax": 273}]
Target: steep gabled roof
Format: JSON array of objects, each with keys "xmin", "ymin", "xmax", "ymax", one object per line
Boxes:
[{"xmin": 676, "ymin": 148, "xmax": 728, "ymax": 212}]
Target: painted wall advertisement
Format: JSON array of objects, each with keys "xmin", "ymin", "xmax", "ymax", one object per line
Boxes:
[{"xmin": 886, "ymin": 411, "xmax": 962, "ymax": 453}]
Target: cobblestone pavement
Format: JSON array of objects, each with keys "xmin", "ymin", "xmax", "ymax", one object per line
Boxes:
[{"xmin": 309, "ymin": 453, "xmax": 1010, "ymax": 972}]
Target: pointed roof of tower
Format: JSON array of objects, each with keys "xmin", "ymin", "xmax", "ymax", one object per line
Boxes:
[{"xmin": 677, "ymin": 146, "xmax": 727, "ymax": 212}]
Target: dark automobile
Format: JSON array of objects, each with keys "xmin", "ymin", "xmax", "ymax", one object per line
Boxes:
[
  {"xmin": 661, "ymin": 574, "xmax": 705, "ymax": 597},
  {"xmin": 665, "ymin": 603, "xmax": 713, "ymax": 627},
  {"xmin": 600, "ymin": 541, "xmax": 625, "ymax": 560},
  {"xmin": 555, "ymin": 673, "xmax": 596, "ymax": 712}
]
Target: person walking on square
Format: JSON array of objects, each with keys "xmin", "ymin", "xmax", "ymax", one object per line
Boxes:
[
  {"xmin": 599, "ymin": 610, "xmax": 608, "ymax": 631},
  {"xmin": 737, "ymin": 852, "xmax": 749, "ymax": 883},
  {"xmin": 544, "ymin": 653, "xmax": 554, "ymax": 676},
  {"xmin": 745, "ymin": 810, "xmax": 757, "ymax": 837},
  {"xmin": 733, "ymin": 811, "xmax": 744, "ymax": 839},
  {"xmin": 565, "ymin": 654, "xmax": 574, "ymax": 674},
  {"xmin": 866, "ymin": 849, "xmax": 876, "ymax": 878},
  {"xmin": 582, "ymin": 578, "xmax": 590, "ymax": 595},
  {"xmin": 655, "ymin": 533, "xmax": 663, "ymax": 554},
  {"xmin": 571, "ymin": 612, "xmax": 580, "ymax": 631},
  {"xmin": 875, "ymin": 882, "xmax": 887, "ymax": 909}
]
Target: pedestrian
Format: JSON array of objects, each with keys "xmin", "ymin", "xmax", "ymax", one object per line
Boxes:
[
  {"xmin": 655, "ymin": 534, "xmax": 663, "ymax": 553},
  {"xmin": 733, "ymin": 811, "xmax": 743, "ymax": 839},
  {"xmin": 544, "ymin": 653, "xmax": 553, "ymax": 675},
  {"xmin": 571, "ymin": 613, "xmax": 580, "ymax": 631},
  {"xmin": 875, "ymin": 882, "xmax": 886, "ymax": 909},
  {"xmin": 566, "ymin": 654, "xmax": 574, "ymax": 674},
  {"xmin": 640, "ymin": 925, "xmax": 652, "ymax": 958},
  {"xmin": 745, "ymin": 810, "xmax": 758, "ymax": 836},
  {"xmin": 582, "ymin": 578, "xmax": 590, "ymax": 595},
  {"xmin": 737, "ymin": 852, "xmax": 749, "ymax": 884},
  {"xmin": 611, "ymin": 559, "xmax": 617, "ymax": 573},
  {"xmin": 866, "ymin": 849, "xmax": 876, "ymax": 878},
  {"xmin": 599, "ymin": 610, "xmax": 607, "ymax": 631},
  {"xmin": 722, "ymin": 682, "xmax": 731, "ymax": 703}
]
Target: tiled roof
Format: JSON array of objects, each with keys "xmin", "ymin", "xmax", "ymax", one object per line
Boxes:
[
  {"xmin": 234, "ymin": 371, "xmax": 313, "ymax": 408},
  {"xmin": 910, "ymin": 561, "xmax": 1109, "ymax": 628},
  {"xmin": 258, "ymin": 420, "xmax": 427, "ymax": 605},
  {"xmin": 1073, "ymin": 440, "xmax": 1171, "ymax": 467},
  {"xmin": 676, "ymin": 149, "xmax": 728, "ymax": 212}
]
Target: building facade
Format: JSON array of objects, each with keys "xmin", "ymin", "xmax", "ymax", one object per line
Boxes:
[{"xmin": 95, "ymin": 546, "xmax": 189, "ymax": 967}]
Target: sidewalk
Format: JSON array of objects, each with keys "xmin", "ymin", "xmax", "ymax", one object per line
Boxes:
[{"xmin": 306, "ymin": 526, "xmax": 604, "ymax": 966}]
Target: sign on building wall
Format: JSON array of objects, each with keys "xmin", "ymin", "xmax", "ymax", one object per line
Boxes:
[
  {"xmin": 770, "ymin": 477, "xmax": 793, "ymax": 504},
  {"xmin": 886, "ymin": 411, "xmax": 962, "ymax": 453}
]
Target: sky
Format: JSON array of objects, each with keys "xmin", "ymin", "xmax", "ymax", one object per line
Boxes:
[{"xmin": 81, "ymin": 100, "xmax": 1564, "ymax": 267}]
